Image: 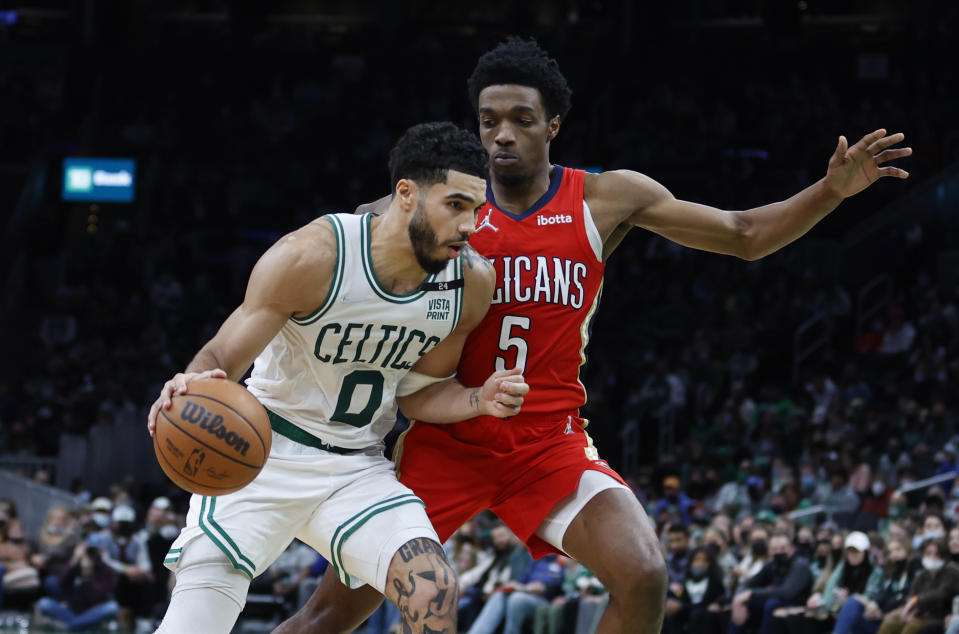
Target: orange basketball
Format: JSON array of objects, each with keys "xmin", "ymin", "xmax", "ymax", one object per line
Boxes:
[{"xmin": 154, "ymin": 378, "xmax": 272, "ymax": 496}]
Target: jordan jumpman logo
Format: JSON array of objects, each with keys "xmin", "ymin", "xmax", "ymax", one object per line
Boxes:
[{"xmin": 475, "ymin": 210, "xmax": 499, "ymax": 233}]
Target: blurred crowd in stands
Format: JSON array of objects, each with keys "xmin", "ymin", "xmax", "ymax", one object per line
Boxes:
[{"xmin": 2, "ymin": 2, "xmax": 959, "ymax": 632}]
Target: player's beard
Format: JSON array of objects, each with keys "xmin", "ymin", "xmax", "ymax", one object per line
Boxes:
[{"xmin": 408, "ymin": 199, "xmax": 449, "ymax": 275}]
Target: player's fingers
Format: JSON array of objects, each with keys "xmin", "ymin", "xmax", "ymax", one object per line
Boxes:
[
  {"xmin": 498, "ymin": 374, "xmax": 528, "ymax": 387},
  {"xmin": 877, "ymin": 166, "xmax": 909, "ymax": 179},
  {"xmin": 856, "ymin": 128, "xmax": 886, "ymax": 149},
  {"xmin": 867, "ymin": 131, "xmax": 904, "ymax": 154},
  {"xmin": 147, "ymin": 404, "xmax": 159, "ymax": 436},
  {"xmin": 499, "ymin": 380, "xmax": 529, "ymax": 395},
  {"xmin": 207, "ymin": 368, "xmax": 228, "ymax": 379},
  {"xmin": 495, "ymin": 393, "xmax": 524, "ymax": 407},
  {"xmin": 160, "ymin": 381, "xmax": 176, "ymax": 409},
  {"xmin": 830, "ymin": 135, "xmax": 848, "ymax": 165},
  {"xmin": 875, "ymin": 147, "xmax": 912, "ymax": 165},
  {"xmin": 491, "ymin": 402, "xmax": 522, "ymax": 417},
  {"xmin": 172, "ymin": 373, "xmax": 189, "ymax": 394}
]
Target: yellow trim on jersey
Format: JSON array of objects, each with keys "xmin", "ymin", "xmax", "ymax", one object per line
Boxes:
[
  {"xmin": 574, "ymin": 280, "xmax": 604, "ymax": 415},
  {"xmin": 391, "ymin": 419, "xmax": 416, "ymax": 480},
  {"xmin": 582, "ymin": 426, "xmax": 601, "ymax": 461}
]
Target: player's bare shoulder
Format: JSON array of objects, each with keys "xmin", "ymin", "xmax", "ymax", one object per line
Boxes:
[
  {"xmin": 584, "ymin": 169, "xmax": 673, "ymax": 237},
  {"xmin": 457, "ymin": 245, "xmax": 496, "ymax": 328},
  {"xmin": 250, "ymin": 216, "xmax": 339, "ymax": 317},
  {"xmin": 273, "ymin": 217, "xmax": 337, "ymax": 273},
  {"xmin": 461, "ymin": 244, "xmax": 495, "ymax": 285}
]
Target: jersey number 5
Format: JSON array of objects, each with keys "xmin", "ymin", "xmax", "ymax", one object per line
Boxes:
[{"xmin": 494, "ymin": 315, "xmax": 530, "ymax": 372}]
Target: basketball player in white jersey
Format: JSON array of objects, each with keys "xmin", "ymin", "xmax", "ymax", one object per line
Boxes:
[{"xmin": 145, "ymin": 122, "xmax": 529, "ymax": 634}]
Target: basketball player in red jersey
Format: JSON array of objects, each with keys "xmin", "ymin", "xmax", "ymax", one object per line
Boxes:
[{"xmin": 274, "ymin": 37, "xmax": 911, "ymax": 634}]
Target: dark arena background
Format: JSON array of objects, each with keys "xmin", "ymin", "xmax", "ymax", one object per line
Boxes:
[{"xmin": 1, "ymin": 1, "xmax": 958, "ymax": 633}]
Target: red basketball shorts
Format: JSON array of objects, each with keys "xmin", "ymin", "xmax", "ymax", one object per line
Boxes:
[{"xmin": 394, "ymin": 414, "xmax": 627, "ymax": 558}]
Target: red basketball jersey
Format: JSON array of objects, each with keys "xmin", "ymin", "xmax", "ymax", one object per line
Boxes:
[{"xmin": 447, "ymin": 166, "xmax": 604, "ymax": 441}]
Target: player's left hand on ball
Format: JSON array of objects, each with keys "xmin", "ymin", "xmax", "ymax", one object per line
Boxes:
[
  {"xmin": 146, "ymin": 368, "xmax": 228, "ymax": 437},
  {"xmin": 824, "ymin": 128, "xmax": 911, "ymax": 198},
  {"xmin": 480, "ymin": 367, "xmax": 529, "ymax": 418}
]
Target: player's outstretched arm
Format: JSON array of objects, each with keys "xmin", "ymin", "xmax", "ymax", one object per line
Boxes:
[
  {"xmin": 594, "ymin": 129, "xmax": 910, "ymax": 261},
  {"xmin": 146, "ymin": 220, "xmax": 336, "ymax": 436}
]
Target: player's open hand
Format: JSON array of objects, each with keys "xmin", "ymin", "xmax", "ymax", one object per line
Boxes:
[
  {"xmin": 146, "ymin": 368, "xmax": 228, "ymax": 437},
  {"xmin": 824, "ymin": 128, "xmax": 911, "ymax": 198},
  {"xmin": 479, "ymin": 367, "xmax": 529, "ymax": 418}
]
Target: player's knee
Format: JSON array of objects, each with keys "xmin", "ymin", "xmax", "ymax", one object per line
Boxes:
[
  {"xmin": 171, "ymin": 542, "xmax": 250, "ymax": 610},
  {"xmin": 607, "ymin": 545, "xmax": 666, "ymax": 608}
]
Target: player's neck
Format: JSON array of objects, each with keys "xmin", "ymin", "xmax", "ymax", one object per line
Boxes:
[
  {"xmin": 368, "ymin": 212, "xmax": 430, "ymax": 294},
  {"xmin": 491, "ymin": 163, "xmax": 554, "ymax": 216}
]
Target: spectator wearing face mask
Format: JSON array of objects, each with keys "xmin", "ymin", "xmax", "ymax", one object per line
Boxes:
[
  {"xmin": 814, "ymin": 469, "xmax": 861, "ymax": 516},
  {"xmin": 663, "ymin": 546, "xmax": 727, "ymax": 634},
  {"xmin": 731, "ymin": 526, "xmax": 771, "ymax": 595},
  {"xmin": 808, "ymin": 537, "xmax": 838, "ymax": 599},
  {"xmin": 729, "ymin": 531, "xmax": 813, "ymax": 634},
  {"xmin": 704, "ymin": 527, "xmax": 738, "ymax": 590},
  {"xmin": 876, "ymin": 538, "xmax": 959, "ymax": 634},
  {"xmin": 82, "ymin": 497, "xmax": 114, "ymax": 539},
  {"xmin": 665, "ymin": 523, "xmax": 692, "ymax": 585},
  {"xmin": 800, "ymin": 532, "xmax": 880, "ymax": 630},
  {"xmin": 33, "ymin": 542, "xmax": 118, "ymax": 631},
  {"xmin": 744, "ymin": 476, "xmax": 770, "ymax": 518},
  {"xmin": 832, "ymin": 536, "xmax": 916, "ymax": 634},
  {"xmin": 911, "ymin": 513, "xmax": 947, "ymax": 553},
  {"xmin": 31, "ymin": 505, "xmax": 80, "ymax": 599},
  {"xmin": 88, "ymin": 505, "xmax": 153, "ymax": 628},
  {"xmin": 794, "ymin": 526, "xmax": 816, "ymax": 561},
  {"xmin": 132, "ymin": 497, "xmax": 179, "ymax": 630},
  {"xmin": 861, "ymin": 479, "xmax": 893, "ymax": 519}
]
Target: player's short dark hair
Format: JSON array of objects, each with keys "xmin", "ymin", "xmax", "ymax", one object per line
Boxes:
[
  {"xmin": 388, "ymin": 121, "xmax": 487, "ymax": 190},
  {"xmin": 467, "ymin": 36, "xmax": 572, "ymax": 120}
]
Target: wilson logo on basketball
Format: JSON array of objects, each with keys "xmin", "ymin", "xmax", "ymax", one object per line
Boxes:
[{"xmin": 181, "ymin": 401, "xmax": 252, "ymax": 457}]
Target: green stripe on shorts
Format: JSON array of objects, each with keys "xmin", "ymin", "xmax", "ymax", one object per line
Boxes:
[
  {"xmin": 329, "ymin": 494, "xmax": 424, "ymax": 587},
  {"xmin": 198, "ymin": 496, "xmax": 255, "ymax": 579}
]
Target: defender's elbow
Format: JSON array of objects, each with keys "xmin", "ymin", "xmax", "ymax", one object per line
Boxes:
[{"xmin": 731, "ymin": 213, "xmax": 758, "ymax": 261}]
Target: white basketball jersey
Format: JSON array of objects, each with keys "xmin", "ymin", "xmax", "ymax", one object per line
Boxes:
[{"xmin": 246, "ymin": 213, "xmax": 465, "ymax": 449}]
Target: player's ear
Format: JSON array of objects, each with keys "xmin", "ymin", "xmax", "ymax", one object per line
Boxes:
[
  {"xmin": 546, "ymin": 115, "xmax": 561, "ymax": 142},
  {"xmin": 395, "ymin": 179, "xmax": 419, "ymax": 213}
]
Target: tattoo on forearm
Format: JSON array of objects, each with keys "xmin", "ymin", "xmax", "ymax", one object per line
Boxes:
[
  {"xmin": 469, "ymin": 389, "xmax": 481, "ymax": 410},
  {"xmin": 388, "ymin": 538, "xmax": 457, "ymax": 634}
]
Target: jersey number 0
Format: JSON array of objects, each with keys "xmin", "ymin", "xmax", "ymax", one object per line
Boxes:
[{"xmin": 331, "ymin": 370, "xmax": 384, "ymax": 428}]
